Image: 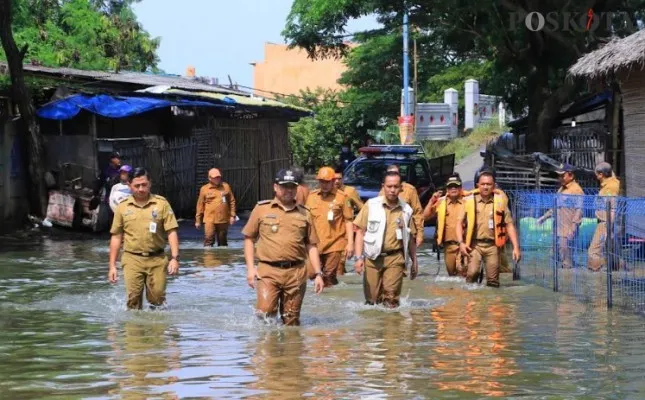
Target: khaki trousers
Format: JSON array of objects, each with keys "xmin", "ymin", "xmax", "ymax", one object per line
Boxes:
[
  {"xmin": 466, "ymin": 243, "xmax": 500, "ymax": 287},
  {"xmin": 256, "ymin": 262, "xmax": 307, "ymax": 326},
  {"xmin": 204, "ymin": 223, "xmax": 229, "ymax": 247},
  {"xmin": 363, "ymin": 253, "xmax": 405, "ymax": 308},
  {"xmin": 122, "ymin": 252, "xmax": 168, "ymax": 310},
  {"xmin": 588, "ymin": 222, "xmax": 606, "ymax": 271},
  {"xmin": 307, "ymin": 251, "xmax": 344, "ymax": 286},
  {"xmin": 443, "ymin": 243, "xmax": 465, "ymax": 277},
  {"xmin": 558, "ymin": 236, "xmax": 574, "ymax": 269}
]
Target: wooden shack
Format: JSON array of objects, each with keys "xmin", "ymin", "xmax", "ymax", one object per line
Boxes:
[
  {"xmin": 7, "ymin": 64, "xmax": 311, "ymax": 229},
  {"xmin": 568, "ymin": 30, "xmax": 645, "ymax": 197}
]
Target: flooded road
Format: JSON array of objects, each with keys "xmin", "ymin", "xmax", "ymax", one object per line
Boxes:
[{"xmin": 2, "ymin": 227, "xmax": 645, "ymax": 399}]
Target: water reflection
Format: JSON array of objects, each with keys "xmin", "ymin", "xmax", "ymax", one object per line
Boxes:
[
  {"xmin": 247, "ymin": 329, "xmax": 310, "ymax": 399},
  {"xmin": 106, "ymin": 320, "xmax": 181, "ymax": 399},
  {"xmin": 429, "ymin": 286, "xmax": 519, "ymax": 397}
]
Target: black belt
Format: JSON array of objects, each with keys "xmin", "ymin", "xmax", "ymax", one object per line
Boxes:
[
  {"xmin": 597, "ymin": 219, "xmax": 606, "ymax": 223},
  {"xmin": 444, "ymin": 240, "xmax": 460, "ymax": 245},
  {"xmin": 475, "ymin": 239, "xmax": 495, "ymax": 244},
  {"xmin": 124, "ymin": 249, "xmax": 164, "ymax": 257},
  {"xmin": 260, "ymin": 260, "xmax": 304, "ymax": 268},
  {"xmin": 379, "ymin": 249, "xmax": 403, "ymax": 257}
]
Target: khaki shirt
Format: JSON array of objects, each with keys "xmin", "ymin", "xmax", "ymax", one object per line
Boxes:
[
  {"xmin": 110, "ymin": 194, "xmax": 179, "ymax": 253},
  {"xmin": 379, "ymin": 182, "xmax": 423, "ymax": 241},
  {"xmin": 305, "ymin": 189, "xmax": 353, "ymax": 254},
  {"xmin": 296, "ymin": 184, "xmax": 310, "ymax": 206},
  {"xmin": 548, "ymin": 181, "xmax": 584, "ymax": 237},
  {"xmin": 340, "ymin": 184, "xmax": 364, "ymax": 213},
  {"xmin": 596, "ymin": 176, "xmax": 621, "ymax": 221},
  {"xmin": 196, "ymin": 182, "xmax": 236, "ymax": 224},
  {"xmin": 473, "ymin": 194, "xmax": 513, "ymax": 241},
  {"xmin": 354, "ymin": 198, "xmax": 417, "ymax": 253},
  {"xmin": 444, "ymin": 198, "xmax": 465, "ymax": 243},
  {"xmin": 242, "ymin": 198, "xmax": 318, "ymax": 262}
]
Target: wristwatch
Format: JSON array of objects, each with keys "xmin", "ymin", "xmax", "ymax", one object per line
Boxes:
[
  {"xmin": 356, "ymin": 254, "xmax": 365, "ymax": 260},
  {"xmin": 315, "ymin": 271, "xmax": 324, "ymax": 278},
  {"xmin": 170, "ymin": 255, "xmax": 180, "ymax": 261}
]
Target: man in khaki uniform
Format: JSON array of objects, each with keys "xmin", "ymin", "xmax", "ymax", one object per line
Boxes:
[
  {"xmin": 293, "ymin": 167, "xmax": 310, "ymax": 206},
  {"xmin": 195, "ymin": 168, "xmax": 236, "ymax": 247},
  {"xmin": 537, "ymin": 163, "xmax": 585, "ymax": 269},
  {"xmin": 334, "ymin": 170, "xmax": 364, "ymax": 213},
  {"xmin": 457, "ymin": 169, "xmax": 521, "ymax": 287},
  {"xmin": 108, "ymin": 167, "xmax": 180, "ymax": 310},
  {"xmin": 334, "ymin": 168, "xmax": 364, "ymax": 275},
  {"xmin": 243, "ymin": 168, "xmax": 324, "ymax": 326},
  {"xmin": 354, "ymin": 171, "xmax": 419, "ymax": 308},
  {"xmin": 306, "ymin": 166, "xmax": 354, "ymax": 287},
  {"xmin": 424, "ymin": 174, "xmax": 466, "ymax": 276},
  {"xmin": 588, "ymin": 162, "xmax": 621, "ymax": 271},
  {"xmin": 378, "ymin": 164, "xmax": 424, "ymax": 247}
]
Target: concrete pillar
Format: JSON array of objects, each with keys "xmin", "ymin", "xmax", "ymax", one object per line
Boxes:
[
  {"xmin": 444, "ymin": 88, "xmax": 459, "ymax": 137},
  {"xmin": 465, "ymin": 79, "xmax": 479, "ymax": 130}
]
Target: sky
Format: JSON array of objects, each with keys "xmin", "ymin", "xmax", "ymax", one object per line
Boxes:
[{"xmin": 132, "ymin": 0, "xmax": 379, "ymax": 89}]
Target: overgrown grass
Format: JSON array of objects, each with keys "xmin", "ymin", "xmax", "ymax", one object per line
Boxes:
[{"xmin": 423, "ymin": 118, "xmax": 507, "ymax": 163}]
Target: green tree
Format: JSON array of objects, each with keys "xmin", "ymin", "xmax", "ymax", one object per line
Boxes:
[
  {"xmin": 282, "ymin": 88, "xmax": 369, "ymax": 170},
  {"xmin": 283, "ymin": 0, "xmax": 645, "ymax": 151},
  {"xmin": 2, "ymin": 0, "xmax": 159, "ymax": 72}
]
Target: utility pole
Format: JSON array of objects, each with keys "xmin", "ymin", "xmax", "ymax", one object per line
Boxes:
[
  {"xmin": 402, "ymin": 6, "xmax": 409, "ymax": 117},
  {"xmin": 413, "ymin": 29, "xmax": 418, "ymax": 126}
]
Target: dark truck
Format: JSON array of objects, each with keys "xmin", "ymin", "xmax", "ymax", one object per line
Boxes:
[{"xmin": 342, "ymin": 145, "xmax": 455, "ymax": 214}]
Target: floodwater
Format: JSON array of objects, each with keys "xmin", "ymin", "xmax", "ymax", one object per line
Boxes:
[{"xmin": 2, "ymin": 228, "xmax": 645, "ymax": 399}]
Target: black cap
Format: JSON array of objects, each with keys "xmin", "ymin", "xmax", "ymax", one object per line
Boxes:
[
  {"xmin": 275, "ymin": 169, "xmax": 299, "ymax": 185},
  {"xmin": 556, "ymin": 163, "xmax": 575, "ymax": 174},
  {"xmin": 109, "ymin": 151, "xmax": 121, "ymax": 159},
  {"xmin": 446, "ymin": 176, "xmax": 462, "ymax": 188}
]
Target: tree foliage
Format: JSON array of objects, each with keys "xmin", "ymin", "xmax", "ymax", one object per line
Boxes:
[
  {"xmin": 283, "ymin": 0, "xmax": 645, "ymax": 151},
  {"xmin": 281, "ymin": 88, "xmax": 371, "ymax": 170},
  {"xmin": 2, "ymin": 0, "xmax": 159, "ymax": 72}
]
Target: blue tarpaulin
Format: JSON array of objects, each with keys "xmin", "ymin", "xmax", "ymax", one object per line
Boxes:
[{"xmin": 37, "ymin": 94, "xmax": 228, "ymax": 120}]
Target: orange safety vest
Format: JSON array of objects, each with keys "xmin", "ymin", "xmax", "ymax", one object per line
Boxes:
[
  {"xmin": 463, "ymin": 188, "xmax": 508, "ymax": 248},
  {"xmin": 435, "ymin": 190, "xmax": 466, "ymax": 245}
]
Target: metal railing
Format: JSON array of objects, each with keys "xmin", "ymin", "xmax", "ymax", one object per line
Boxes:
[{"xmin": 509, "ymin": 190, "xmax": 645, "ymax": 313}]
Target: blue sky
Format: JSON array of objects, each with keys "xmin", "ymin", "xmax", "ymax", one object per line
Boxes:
[{"xmin": 132, "ymin": 0, "xmax": 378, "ymax": 89}]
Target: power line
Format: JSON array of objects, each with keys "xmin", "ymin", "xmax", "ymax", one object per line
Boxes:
[{"xmin": 235, "ymin": 84, "xmax": 390, "ymax": 107}]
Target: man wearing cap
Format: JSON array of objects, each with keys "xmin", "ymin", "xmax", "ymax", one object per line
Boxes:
[
  {"xmin": 537, "ymin": 163, "xmax": 585, "ymax": 269},
  {"xmin": 354, "ymin": 171, "xmax": 419, "ymax": 308},
  {"xmin": 378, "ymin": 164, "xmax": 424, "ymax": 247},
  {"xmin": 305, "ymin": 166, "xmax": 354, "ymax": 287},
  {"xmin": 243, "ymin": 169, "xmax": 325, "ymax": 326},
  {"xmin": 588, "ymin": 162, "xmax": 621, "ymax": 271},
  {"xmin": 109, "ymin": 165, "xmax": 133, "ymax": 213},
  {"xmin": 195, "ymin": 168, "xmax": 237, "ymax": 247},
  {"xmin": 424, "ymin": 173, "xmax": 467, "ymax": 276}
]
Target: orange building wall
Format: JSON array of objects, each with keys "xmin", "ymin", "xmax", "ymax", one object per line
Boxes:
[{"xmin": 252, "ymin": 42, "xmax": 350, "ymax": 98}]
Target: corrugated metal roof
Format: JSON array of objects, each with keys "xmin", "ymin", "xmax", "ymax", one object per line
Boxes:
[
  {"xmin": 0, "ymin": 63, "xmax": 246, "ymax": 95},
  {"xmin": 165, "ymin": 89, "xmax": 312, "ymax": 114}
]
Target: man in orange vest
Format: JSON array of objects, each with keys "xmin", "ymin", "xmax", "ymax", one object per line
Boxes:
[
  {"xmin": 588, "ymin": 162, "xmax": 621, "ymax": 271},
  {"xmin": 424, "ymin": 173, "xmax": 467, "ymax": 276},
  {"xmin": 456, "ymin": 168, "xmax": 521, "ymax": 287}
]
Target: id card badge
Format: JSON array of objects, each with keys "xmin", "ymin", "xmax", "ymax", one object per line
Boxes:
[
  {"xmin": 488, "ymin": 219, "xmax": 494, "ymax": 230},
  {"xmin": 149, "ymin": 222, "xmax": 157, "ymax": 233},
  {"xmin": 396, "ymin": 228, "xmax": 403, "ymax": 240},
  {"xmin": 327, "ymin": 210, "xmax": 334, "ymax": 221},
  {"xmin": 222, "ymin": 194, "xmax": 227, "ymax": 204}
]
